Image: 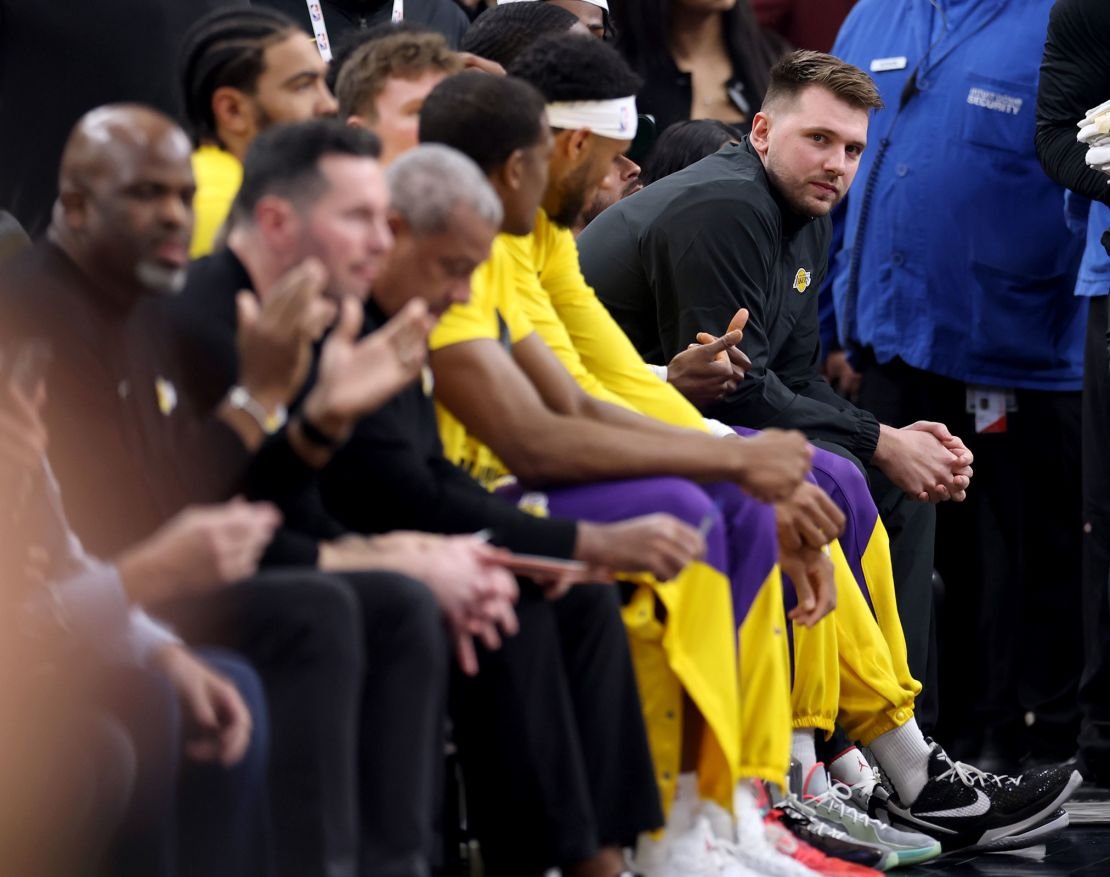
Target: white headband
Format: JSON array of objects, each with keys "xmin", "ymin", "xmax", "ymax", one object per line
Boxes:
[
  {"xmin": 498, "ymin": 0, "xmax": 609, "ymax": 9},
  {"xmin": 546, "ymin": 96, "xmax": 638, "ymax": 140}
]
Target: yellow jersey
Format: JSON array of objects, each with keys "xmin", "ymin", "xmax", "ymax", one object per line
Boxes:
[
  {"xmin": 189, "ymin": 146, "xmax": 242, "ymax": 259},
  {"xmin": 502, "ymin": 209, "xmax": 710, "ymax": 433},
  {"xmin": 428, "ymin": 233, "xmax": 535, "ymax": 487}
]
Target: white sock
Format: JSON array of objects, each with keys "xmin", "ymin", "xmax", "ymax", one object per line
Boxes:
[
  {"xmin": 668, "ymin": 772, "xmax": 700, "ymax": 835},
  {"xmin": 702, "ymin": 797, "xmax": 735, "ymax": 842},
  {"xmin": 792, "ymin": 729, "xmax": 817, "ymax": 780},
  {"xmin": 829, "ymin": 746, "xmax": 878, "ymax": 789},
  {"xmin": 869, "ymin": 718, "xmax": 933, "ymax": 805},
  {"xmin": 801, "ymin": 762, "xmax": 829, "ymax": 798},
  {"xmin": 733, "ymin": 782, "xmax": 764, "ymax": 842}
]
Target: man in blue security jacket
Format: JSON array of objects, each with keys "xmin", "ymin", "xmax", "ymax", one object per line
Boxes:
[{"xmin": 826, "ymin": 0, "xmax": 1086, "ymax": 769}]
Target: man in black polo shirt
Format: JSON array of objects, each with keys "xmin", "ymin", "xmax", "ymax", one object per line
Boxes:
[
  {"xmin": 580, "ymin": 51, "xmax": 977, "ymax": 728},
  {"xmin": 0, "ymin": 104, "xmax": 459, "ymax": 877},
  {"xmin": 174, "ymin": 120, "xmax": 707, "ymax": 876}
]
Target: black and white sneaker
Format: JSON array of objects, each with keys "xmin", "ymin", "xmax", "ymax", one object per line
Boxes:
[{"xmin": 874, "ymin": 743, "xmax": 1081, "ymax": 853}]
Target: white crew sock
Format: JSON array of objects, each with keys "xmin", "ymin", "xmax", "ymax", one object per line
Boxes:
[
  {"xmin": 868, "ymin": 718, "xmax": 933, "ymax": 805},
  {"xmin": 792, "ymin": 728, "xmax": 817, "ymax": 781}
]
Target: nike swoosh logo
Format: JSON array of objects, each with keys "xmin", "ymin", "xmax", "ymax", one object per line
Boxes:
[{"xmin": 916, "ymin": 789, "xmax": 991, "ymax": 819}]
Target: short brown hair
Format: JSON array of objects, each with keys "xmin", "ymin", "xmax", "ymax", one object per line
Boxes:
[
  {"xmin": 763, "ymin": 50, "xmax": 883, "ymax": 113},
  {"xmin": 335, "ymin": 31, "xmax": 462, "ymax": 121}
]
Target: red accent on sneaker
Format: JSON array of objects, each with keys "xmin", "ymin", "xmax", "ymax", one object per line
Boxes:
[
  {"xmin": 751, "ymin": 779, "xmax": 773, "ymax": 813},
  {"xmin": 764, "ymin": 811, "xmax": 883, "ymax": 877}
]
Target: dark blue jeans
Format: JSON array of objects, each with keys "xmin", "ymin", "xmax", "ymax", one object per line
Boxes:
[{"xmin": 106, "ymin": 647, "xmax": 271, "ymax": 877}]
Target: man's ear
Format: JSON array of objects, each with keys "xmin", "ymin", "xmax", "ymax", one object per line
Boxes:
[
  {"xmin": 749, "ymin": 111, "xmax": 772, "ymax": 157},
  {"xmin": 212, "ymin": 86, "xmax": 257, "ymax": 140},
  {"xmin": 552, "ymin": 127, "xmax": 591, "ymax": 162},
  {"xmin": 346, "ymin": 114, "xmax": 375, "ymax": 132},
  {"xmin": 57, "ymin": 187, "xmax": 87, "ymax": 230},
  {"xmin": 253, "ymin": 195, "xmax": 299, "ymax": 250},
  {"xmin": 386, "ymin": 207, "xmax": 408, "ymax": 238},
  {"xmin": 498, "ymin": 149, "xmax": 526, "ymax": 191}
]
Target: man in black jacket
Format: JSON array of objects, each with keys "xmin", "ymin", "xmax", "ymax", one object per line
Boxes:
[
  {"xmin": 173, "ymin": 118, "xmax": 712, "ymax": 876},
  {"xmin": 580, "ymin": 51, "xmax": 977, "ymax": 727},
  {"xmin": 0, "ymin": 104, "xmax": 458, "ymax": 877},
  {"xmin": 1036, "ymin": 0, "xmax": 1110, "ymax": 784}
]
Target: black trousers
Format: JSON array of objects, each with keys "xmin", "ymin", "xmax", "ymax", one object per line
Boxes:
[
  {"xmin": 450, "ymin": 583, "xmax": 663, "ymax": 876},
  {"xmin": 859, "ymin": 355, "xmax": 1084, "ymax": 761},
  {"xmin": 159, "ymin": 568, "xmax": 449, "ymax": 877},
  {"xmin": 808, "ymin": 440, "xmax": 940, "ymax": 732},
  {"xmin": 1078, "ymin": 296, "xmax": 1110, "ymax": 779}
]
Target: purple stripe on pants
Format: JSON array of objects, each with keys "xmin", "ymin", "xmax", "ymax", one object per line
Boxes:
[
  {"xmin": 809, "ymin": 449, "xmax": 880, "ymax": 615},
  {"xmin": 731, "ymin": 426, "xmax": 879, "ymax": 614},
  {"xmin": 498, "ymin": 476, "xmax": 775, "ymax": 630},
  {"xmin": 701, "ymin": 482, "xmax": 778, "ymax": 622}
]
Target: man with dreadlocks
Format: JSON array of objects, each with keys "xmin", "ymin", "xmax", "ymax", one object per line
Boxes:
[{"xmin": 179, "ymin": 7, "xmax": 339, "ymax": 257}]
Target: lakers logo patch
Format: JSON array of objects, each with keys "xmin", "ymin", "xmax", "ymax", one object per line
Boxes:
[
  {"xmin": 793, "ymin": 268, "xmax": 812, "ymax": 294},
  {"xmin": 155, "ymin": 377, "xmax": 177, "ymax": 416},
  {"xmin": 518, "ymin": 491, "xmax": 550, "ymax": 519}
]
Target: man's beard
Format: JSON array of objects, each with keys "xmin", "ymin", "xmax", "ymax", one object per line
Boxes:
[
  {"xmin": 578, "ymin": 191, "xmax": 611, "ymax": 230},
  {"xmin": 548, "ymin": 163, "xmax": 592, "ymax": 229},
  {"xmin": 550, "ymin": 187, "xmax": 587, "ymax": 229},
  {"xmin": 136, "ymin": 261, "xmax": 186, "ymax": 295},
  {"xmin": 252, "ymin": 101, "xmax": 277, "ymax": 134},
  {"xmin": 764, "ymin": 156, "xmax": 837, "ymax": 218},
  {"xmin": 578, "ymin": 176, "xmax": 643, "ymax": 229}
]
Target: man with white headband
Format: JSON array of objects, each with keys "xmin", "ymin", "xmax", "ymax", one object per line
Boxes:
[
  {"xmin": 498, "ymin": 0, "xmax": 609, "ymax": 38},
  {"xmin": 421, "ymin": 36, "xmax": 826, "ymax": 877}
]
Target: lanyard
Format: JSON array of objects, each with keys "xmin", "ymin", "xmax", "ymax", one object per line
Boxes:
[{"xmin": 305, "ymin": 0, "xmax": 405, "ymax": 61}]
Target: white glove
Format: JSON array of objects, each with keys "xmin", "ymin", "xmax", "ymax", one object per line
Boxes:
[{"xmin": 1078, "ymin": 101, "xmax": 1110, "ymax": 179}]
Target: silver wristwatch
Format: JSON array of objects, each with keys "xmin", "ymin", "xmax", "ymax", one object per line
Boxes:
[{"xmin": 227, "ymin": 385, "xmax": 288, "ymax": 435}]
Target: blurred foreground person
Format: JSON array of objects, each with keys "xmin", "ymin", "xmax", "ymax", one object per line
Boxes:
[
  {"xmin": 0, "ymin": 104, "xmax": 458, "ymax": 877},
  {"xmin": 0, "ymin": 373, "xmax": 274, "ymax": 876}
]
